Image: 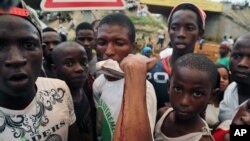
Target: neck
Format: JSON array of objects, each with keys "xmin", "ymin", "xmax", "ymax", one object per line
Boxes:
[
  {"xmin": 169, "ymin": 53, "xmax": 181, "ymax": 67},
  {"xmin": 174, "ymin": 114, "xmax": 202, "ymax": 128},
  {"xmin": 238, "ymin": 84, "xmax": 250, "ymax": 103},
  {"xmin": 0, "ymin": 87, "xmax": 36, "ymax": 110}
]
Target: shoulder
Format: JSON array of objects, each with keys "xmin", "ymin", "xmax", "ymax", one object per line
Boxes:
[
  {"xmin": 148, "ymin": 59, "xmax": 165, "ymax": 73},
  {"xmin": 156, "ymin": 106, "xmax": 170, "ymax": 122},
  {"xmin": 223, "ymin": 82, "xmax": 237, "ymax": 97},
  {"xmin": 36, "ymin": 77, "xmax": 68, "ymax": 88},
  {"xmin": 93, "ymin": 74, "xmax": 106, "ymax": 87}
]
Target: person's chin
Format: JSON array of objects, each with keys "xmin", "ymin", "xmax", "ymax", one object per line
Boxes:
[{"xmin": 175, "ymin": 111, "xmax": 192, "ymax": 121}]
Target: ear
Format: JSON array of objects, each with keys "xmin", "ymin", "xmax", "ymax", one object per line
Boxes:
[{"xmin": 198, "ymin": 29, "xmax": 205, "ymax": 40}]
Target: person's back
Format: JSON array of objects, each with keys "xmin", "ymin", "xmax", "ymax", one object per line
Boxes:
[
  {"xmin": 155, "ymin": 54, "xmax": 217, "ymax": 141},
  {"xmin": 0, "ymin": 1, "xmax": 79, "ymax": 140},
  {"xmin": 147, "ymin": 3, "xmax": 206, "ymax": 109},
  {"xmin": 219, "ymin": 32, "xmax": 250, "ymax": 122}
]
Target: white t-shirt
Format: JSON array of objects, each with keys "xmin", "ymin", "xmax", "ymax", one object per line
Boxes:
[
  {"xmin": 93, "ymin": 74, "xmax": 157, "ymax": 141},
  {"xmin": 0, "ymin": 77, "xmax": 76, "ymax": 141},
  {"xmin": 219, "ymin": 82, "xmax": 239, "ymax": 122},
  {"xmin": 159, "ymin": 48, "xmax": 173, "ymax": 59}
]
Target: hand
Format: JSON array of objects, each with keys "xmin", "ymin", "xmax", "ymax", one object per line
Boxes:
[
  {"xmin": 120, "ymin": 54, "xmax": 148, "ymax": 73},
  {"xmin": 120, "ymin": 54, "xmax": 157, "ymax": 73}
]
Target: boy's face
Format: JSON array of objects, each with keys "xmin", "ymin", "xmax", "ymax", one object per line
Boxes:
[
  {"xmin": 169, "ymin": 66, "xmax": 212, "ymax": 121},
  {"xmin": 168, "ymin": 10, "xmax": 202, "ymax": 55},
  {"xmin": 230, "ymin": 36, "xmax": 250, "ymax": 85},
  {"xmin": 76, "ymin": 29, "xmax": 95, "ymax": 60},
  {"xmin": 0, "ymin": 15, "xmax": 42, "ymax": 96},
  {"xmin": 42, "ymin": 31, "xmax": 61, "ymax": 61},
  {"xmin": 53, "ymin": 46, "xmax": 88, "ymax": 89},
  {"xmin": 96, "ymin": 24, "xmax": 134, "ymax": 63}
]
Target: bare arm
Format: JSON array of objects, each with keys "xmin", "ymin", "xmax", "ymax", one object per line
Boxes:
[{"xmin": 113, "ymin": 54, "xmax": 153, "ymax": 141}]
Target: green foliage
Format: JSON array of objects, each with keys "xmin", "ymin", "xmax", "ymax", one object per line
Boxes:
[{"xmin": 129, "ymin": 15, "xmax": 164, "ymax": 29}]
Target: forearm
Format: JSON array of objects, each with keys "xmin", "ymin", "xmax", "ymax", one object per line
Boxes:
[{"xmin": 113, "ymin": 65, "xmax": 153, "ymax": 141}]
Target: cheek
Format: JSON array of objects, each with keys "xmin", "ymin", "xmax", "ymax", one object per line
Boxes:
[
  {"xmin": 30, "ymin": 53, "xmax": 43, "ymax": 70},
  {"xmin": 97, "ymin": 47, "xmax": 106, "ymax": 55},
  {"xmin": 169, "ymin": 31, "xmax": 175, "ymax": 39},
  {"xmin": 230, "ymin": 60, "xmax": 238, "ymax": 71}
]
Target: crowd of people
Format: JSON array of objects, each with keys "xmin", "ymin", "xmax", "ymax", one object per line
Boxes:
[{"xmin": 0, "ymin": 0, "xmax": 250, "ymax": 141}]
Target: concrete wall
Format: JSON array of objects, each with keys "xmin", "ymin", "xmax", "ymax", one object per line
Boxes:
[
  {"xmin": 204, "ymin": 2, "xmax": 249, "ymax": 42},
  {"xmin": 204, "ymin": 12, "xmax": 247, "ymax": 42},
  {"xmin": 205, "ymin": 13, "xmax": 221, "ymax": 42}
]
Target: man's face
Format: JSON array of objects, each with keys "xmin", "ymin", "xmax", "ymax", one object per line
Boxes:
[
  {"xmin": 42, "ymin": 31, "xmax": 61, "ymax": 60},
  {"xmin": 76, "ymin": 29, "xmax": 95, "ymax": 60},
  {"xmin": 96, "ymin": 24, "xmax": 134, "ymax": 63},
  {"xmin": 0, "ymin": 15, "xmax": 43, "ymax": 97},
  {"xmin": 230, "ymin": 36, "xmax": 250, "ymax": 85},
  {"xmin": 168, "ymin": 10, "xmax": 202, "ymax": 55}
]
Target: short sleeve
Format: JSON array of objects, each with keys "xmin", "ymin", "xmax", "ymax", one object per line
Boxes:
[
  {"xmin": 63, "ymin": 81, "xmax": 76, "ymax": 125},
  {"xmin": 146, "ymin": 80, "xmax": 157, "ymax": 135}
]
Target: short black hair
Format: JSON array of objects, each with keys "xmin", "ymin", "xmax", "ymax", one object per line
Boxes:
[
  {"xmin": 75, "ymin": 22, "xmax": 93, "ymax": 36},
  {"xmin": 173, "ymin": 53, "xmax": 218, "ymax": 89},
  {"xmin": 42, "ymin": 27, "xmax": 57, "ymax": 33},
  {"xmin": 98, "ymin": 13, "xmax": 135, "ymax": 42},
  {"xmin": 168, "ymin": 3, "xmax": 203, "ymax": 32}
]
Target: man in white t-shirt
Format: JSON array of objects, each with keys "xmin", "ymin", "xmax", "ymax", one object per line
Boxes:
[
  {"xmin": 0, "ymin": 1, "xmax": 80, "ymax": 140},
  {"xmin": 94, "ymin": 13, "xmax": 157, "ymax": 141}
]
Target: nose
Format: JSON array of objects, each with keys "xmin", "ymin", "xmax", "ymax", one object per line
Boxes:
[
  {"xmin": 5, "ymin": 46, "xmax": 27, "ymax": 68},
  {"xmin": 238, "ymin": 56, "xmax": 250, "ymax": 69},
  {"xmin": 105, "ymin": 43, "xmax": 115, "ymax": 57},
  {"xmin": 48, "ymin": 43, "xmax": 54, "ymax": 52},
  {"xmin": 179, "ymin": 94, "xmax": 190, "ymax": 108},
  {"xmin": 177, "ymin": 27, "xmax": 186, "ymax": 39},
  {"xmin": 83, "ymin": 39, "xmax": 91, "ymax": 47},
  {"xmin": 74, "ymin": 63, "xmax": 86, "ymax": 73}
]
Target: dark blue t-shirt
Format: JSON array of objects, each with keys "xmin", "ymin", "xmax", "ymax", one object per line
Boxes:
[{"xmin": 147, "ymin": 59, "xmax": 170, "ymax": 109}]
